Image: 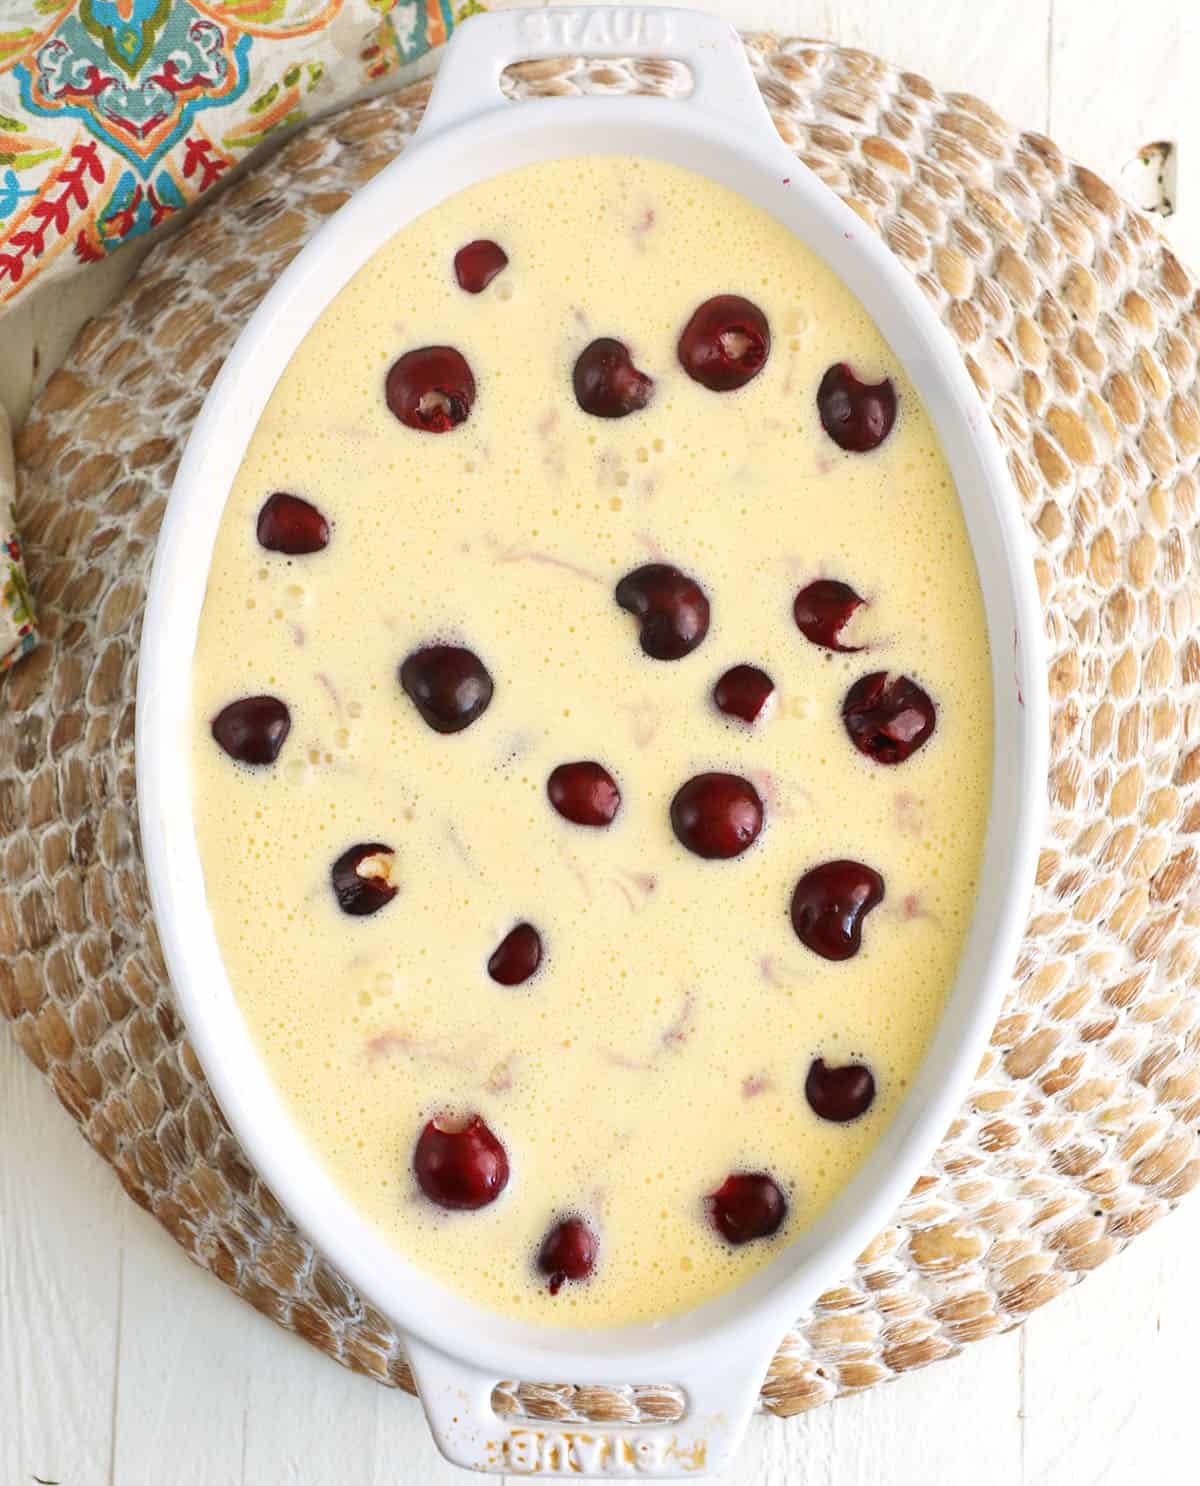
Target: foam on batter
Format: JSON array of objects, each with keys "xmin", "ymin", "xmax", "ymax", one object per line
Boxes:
[{"xmin": 190, "ymin": 155, "xmax": 992, "ymax": 1326}]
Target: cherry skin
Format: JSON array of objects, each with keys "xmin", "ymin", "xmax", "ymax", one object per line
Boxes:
[
  {"xmin": 817, "ymin": 363, "xmax": 896, "ymax": 452},
  {"xmin": 573, "ymin": 338, "xmax": 654, "ymax": 418},
  {"xmin": 805, "ymin": 1058, "xmax": 876, "ymax": 1122},
  {"xmin": 454, "ymin": 239, "xmax": 508, "ymax": 294},
  {"xmin": 670, "ymin": 773, "xmax": 764, "ymax": 860},
  {"xmin": 256, "ymin": 492, "xmax": 330, "ymax": 555},
  {"xmin": 547, "ymin": 762, "xmax": 621, "ymax": 827},
  {"xmin": 793, "ymin": 579, "xmax": 865, "ymax": 652},
  {"xmin": 211, "ymin": 695, "xmax": 290, "ymax": 766},
  {"xmin": 706, "ymin": 1172, "xmax": 787, "ymax": 1245},
  {"xmin": 615, "ymin": 563, "xmax": 710, "ymax": 661},
  {"xmin": 385, "ymin": 346, "xmax": 476, "ymax": 432},
  {"xmin": 537, "ymin": 1216, "xmax": 598, "ymax": 1294},
  {"xmin": 713, "ymin": 663, "xmax": 775, "ymax": 723},
  {"xmin": 331, "ymin": 842, "xmax": 398, "ymax": 917},
  {"xmin": 678, "ymin": 295, "xmax": 770, "ymax": 392},
  {"xmin": 842, "ymin": 672, "xmax": 936, "ymax": 764},
  {"xmin": 399, "ymin": 645, "xmax": 493, "ymax": 734},
  {"xmin": 413, "ymin": 1114, "xmax": 509, "ymax": 1210},
  {"xmin": 790, "ymin": 860, "xmax": 884, "ymax": 961},
  {"xmin": 488, "ymin": 923, "xmax": 543, "ymax": 986}
]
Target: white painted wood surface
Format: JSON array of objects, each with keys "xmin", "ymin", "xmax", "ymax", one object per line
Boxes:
[{"xmin": 2, "ymin": 1, "xmax": 1196, "ymax": 1481}]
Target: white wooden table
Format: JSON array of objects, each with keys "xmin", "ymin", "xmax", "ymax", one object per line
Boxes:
[{"xmin": 3, "ymin": 2, "xmax": 1198, "ymax": 1481}]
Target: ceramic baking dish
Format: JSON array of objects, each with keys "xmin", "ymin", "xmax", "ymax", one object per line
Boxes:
[{"xmin": 136, "ymin": 8, "xmax": 1048, "ymax": 1477}]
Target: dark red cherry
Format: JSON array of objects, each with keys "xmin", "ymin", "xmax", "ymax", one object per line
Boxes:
[
  {"xmin": 790, "ymin": 860, "xmax": 884, "ymax": 960},
  {"xmin": 817, "ymin": 363, "xmax": 896, "ymax": 452},
  {"xmin": 399, "ymin": 645, "xmax": 493, "ymax": 734},
  {"xmin": 678, "ymin": 295, "xmax": 770, "ymax": 391},
  {"xmin": 211, "ymin": 695, "xmax": 290, "ymax": 765},
  {"xmin": 331, "ymin": 842, "xmax": 398, "ymax": 916},
  {"xmin": 706, "ymin": 1172, "xmax": 787, "ymax": 1245},
  {"xmin": 386, "ymin": 346, "xmax": 475, "ymax": 432},
  {"xmin": 793, "ymin": 579, "xmax": 865, "ymax": 652},
  {"xmin": 670, "ymin": 773, "xmax": 763, "ymax": 860},
  {"xmin": 256, "ymin": 492, "xmax": 331, "ymax": 555},
  {"xmin": 805, "ymin": 1058, "xmax": 876, "ymax": 1122},
  {"xmin": 413, "ymin": 1114, "xmax": 508, "ymax": 1210},
  {"xmin": 488, "ymin": 922, "xmax": 542, "ymax": 986},
  {"xmin": 615, "ymin": 563, "xmax": 710, "ymax": 661},
  {"xmin": 454, "ymin": 238, "xmax": 508, "ymax": 293},
  {"xmin": 842, "ymin": 672, "xmax": 936, "ymax": 764},
  {"xmin": 547, "ymin": 762, "xmax": 621, "ymax": 827},
  {"xmin": 537, "ymin": 1216, "xmax": 597, "ymax": 1294},
  {"xmin": 573, "ymin": 338, "xmax": 654, "ymax": 418},
  {"xmin": 713, "ymin": 664, "xmax": 774, "ymax": 723}
]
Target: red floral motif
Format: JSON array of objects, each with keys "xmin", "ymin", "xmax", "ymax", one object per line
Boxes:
[
  {"xmin": 0, "ymin": 142, "xmax": 105, "ymax": 287},
  {"xmin": 105, "ymin": 186, "xmax": 144, "ymax": 242},
  {"xmin": 152, "ymin": 58, "xmax": 196, "ymax": 100},
  {"xmin": 147, "ymin": 185, "xmax": 175, "ymax": 228},
  {"xmin": 73, "ymin": 227, "xmax": 105, "ymax": 264},
  {"xmin": 182, "ymin": 135, "xmax": 231, "ymax": 193},
  {"xmin": 57, "ymin": 64, "xmax": 114, "ymax": 105}
]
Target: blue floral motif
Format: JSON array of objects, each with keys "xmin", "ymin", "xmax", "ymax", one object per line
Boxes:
[
  {"xmin": 0, "ymin": 168, "xmax": 37, "ymax": 221},
  {"xmin": 15, "ymin": 8, "xmax": 252, "ymax": 176}
]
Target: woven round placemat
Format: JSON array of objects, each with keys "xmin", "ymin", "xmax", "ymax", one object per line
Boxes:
[{"xmin": 4, "ymin": 34, "xmax": 1200, "ymax": 1424}]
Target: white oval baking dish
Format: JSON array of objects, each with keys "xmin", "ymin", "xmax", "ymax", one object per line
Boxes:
[{"xmin": 136, "ymin": 8, "xmax": 1048, "ymax": 1477}]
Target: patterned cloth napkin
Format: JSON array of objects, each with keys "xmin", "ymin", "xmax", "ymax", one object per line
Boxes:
[{"xmin": 0, "ymin": 0, "xmax": 486, "ymax": 675}]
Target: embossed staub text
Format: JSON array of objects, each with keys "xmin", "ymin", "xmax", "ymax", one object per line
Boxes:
[
  {"xmin": 518, "ymin": 8, "xmax": 674, "ymax": 53},
  {"xmin": 494, "ymin": 1427, "xmax": 706, "ymax": 1475}
]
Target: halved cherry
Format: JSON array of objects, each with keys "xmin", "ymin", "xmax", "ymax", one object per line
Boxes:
[
  {"xmin": 399, "ymin": 644, "xmax": 493, "ymax": 734},
  {"xmin": 488, "ymin": 923, "xmax": 542, "ymax": 986},
  {"xmin": 817, "ymin": 363, "xmax": 896, "ymax": 452},
  {"xmin": 256, "ymin": 492, "xmax": 330, "ymax": 555},
  {"xmin": 793, "ymin": 579, "xmax": 865, "ymax": 652},
  {"xmin": 713, "ymin": 664, "xmax": 774, "ymax": 723},
  {"xmin": 706, "ymin": 1172, "xmax": 787, "ymax": 1244},
  {"xmin": 842, "ymin": 672, "xmax": 936, "ymax": 764},
  {"xmin": 790, "ymin": 860, "xmax": 884, "ymax": 960},
  {"xmin": 573, "ymin": 338, "xmax": 653, "ymax": 418},
  {"xmin": 413, "ymin": 1113, "xmax": 508, "ymax": 1210},
  {"xmin": 805, "ymin": 1058, "xmax": 876, "ymax": 1122},
  {"xmin": 211, "ymin": 695, "xmax": 290, "ymax": 766},
  {"xmin": 454, "ymin": 239, "xmax": 508, "ymax": 294},
  {"xmin": 615, "ymin": 563, "xmax": 710, "ymax": 660},
  {"xmin": 670, "ymin": 773, "xmax": 763, "ymax": 860},
  {"xmin": 331, "ymin": 842, "xmax": 398, "ymax": 917},
  {"xmin": 678, "ymin": 295, "xmax": 770, "ymax": 391},
  {"xmin": 537, "ymin": 1216, "xmax": 597, "ymax": 1294},
  {"xmin": 547, "ymin": 762, "xmax": 620, "ymax": 827},
  {"xmin": 386, "ymin": 346, "xmax": 475, "ymax": 432}
]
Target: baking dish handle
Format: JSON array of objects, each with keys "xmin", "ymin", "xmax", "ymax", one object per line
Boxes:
[
  {"xmin": 416, "ymin": 5, "xmax": 772, "ymax": 141},
  {"xmin": 405, "ymin": 1331, "xmax": 777, "ymax": 1478}
]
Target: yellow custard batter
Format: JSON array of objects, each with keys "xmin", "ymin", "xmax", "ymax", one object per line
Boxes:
[{"xmin": 190, "ymin": 155, "xmax": 992, "ymax": 1326}]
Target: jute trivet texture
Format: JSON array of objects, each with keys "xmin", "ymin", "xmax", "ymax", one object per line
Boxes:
[{"xmin": 4, "ymin": 37, "xmax": 1200, "ymax": 1423}]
